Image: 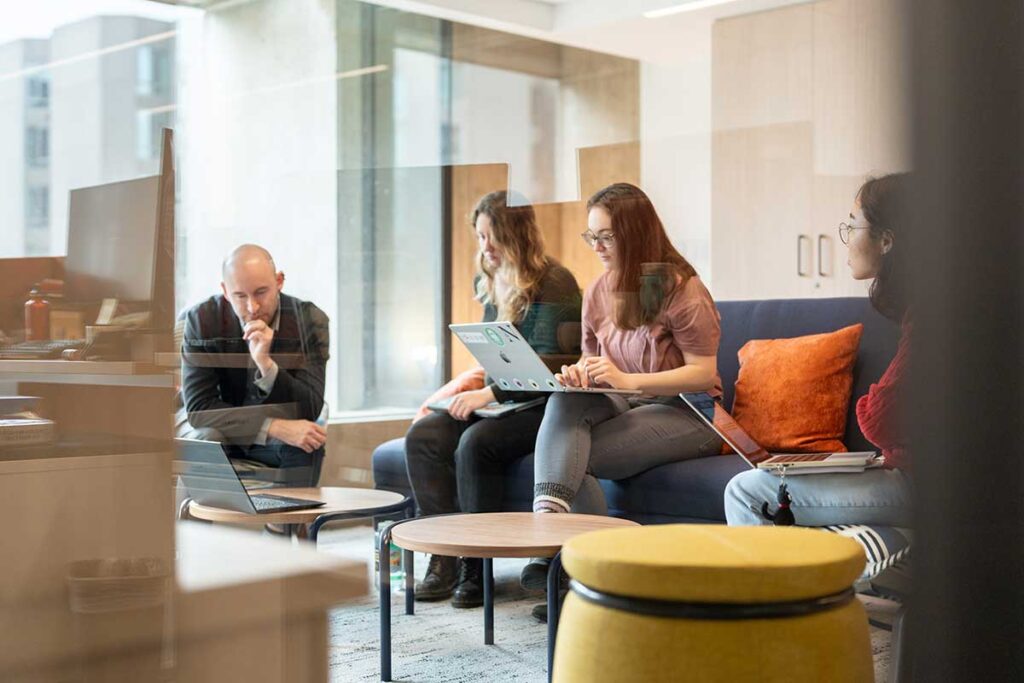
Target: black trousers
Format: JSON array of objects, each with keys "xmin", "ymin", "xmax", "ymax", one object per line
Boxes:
[{"xmin": 404, "ymin": 406, "xmax": 545, "ymax": 517}]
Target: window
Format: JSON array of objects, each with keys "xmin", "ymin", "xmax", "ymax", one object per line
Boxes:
[
  {"xmin": 25, "ymin": 127, "xmax": 49, "ymax": 167},
  {"xmin": 27, "ymin": 77, "xmax": 49, "ymax": 107},
  {"xmin": 137, "ymin": 44, "xmax": 172, "ymax": 97},
  {"xmin": 26, "ymin": 187, "xmax": 49, "ymax": 225}
]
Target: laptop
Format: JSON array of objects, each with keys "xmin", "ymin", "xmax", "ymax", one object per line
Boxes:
[
  {"xmin": 427, "ymin": 395, "xmax": 547, "ymax": 419},
  {"xmin": 175, "ymin": 438, "xmax": 326, "ymax": 514},
  {"xmin": 450, "ymin": 322, "xmax": 641, "ymax": 396},
  {"xmin": 680, "ymin": 392, "xmax": 881, "ymax": 474}
]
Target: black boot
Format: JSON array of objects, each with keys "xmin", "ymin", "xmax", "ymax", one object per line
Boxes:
[
  {"xmin": 452, "ymin": 557, "xmax": 484, "ymax": 609},
  {"xmin": 520, "ymin": 557, "xmax": 551, "ymax": 591},
  {"xmin": 530, "ymin": 589, "xmax": 568, "ymax": 624},
  {"xmin": 415, "ymin": 554, "xmax": 458, "ymax": 601}
]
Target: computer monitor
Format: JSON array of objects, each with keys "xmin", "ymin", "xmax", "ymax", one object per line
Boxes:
[
  {"xmin": 64, "ymin": 175, "xmax": 160, "ymax": 304},
  {"xmin": 63, "ymin": 128, "xmax": 175, "ymax": 331}
]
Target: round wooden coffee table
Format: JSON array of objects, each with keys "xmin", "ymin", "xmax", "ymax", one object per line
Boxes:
[
  {"xmin": 378, "ymin": 512, "xmax": 639, "ymax": 682},
  {"xmin": 182, "ymin": 486, "xmax": 413, "ymax": 542}
]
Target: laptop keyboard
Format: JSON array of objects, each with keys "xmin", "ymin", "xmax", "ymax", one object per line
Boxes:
[
  {"xmin": 767, "ymin": 454, "xmax": 830, "ymax": 463},
  {"xmin": 251, "ymin": 494, "xmax": 320, "ymax": 511}
]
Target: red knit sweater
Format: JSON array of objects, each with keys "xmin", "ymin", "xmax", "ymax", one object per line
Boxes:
[{"xmin": 855, "ymin": 321, "xmax": 911, "ymax": 470}]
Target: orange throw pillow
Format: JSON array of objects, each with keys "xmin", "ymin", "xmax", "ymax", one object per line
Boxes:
[
  {"xmin": 413, "ymin": 366, "xmax": 487, "ymax": 422},
  {"xmin": 729, "ymin": 324, "xmax": 863, "ymax": 453}
]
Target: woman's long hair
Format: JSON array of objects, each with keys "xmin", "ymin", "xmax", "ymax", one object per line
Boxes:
[
  {"xmin": 472, "ymin": 191, "xmax": 548, "ymax": 323},
  {"xmin": 587, "ymin": 183, "xmax": 697, "ymax": 329},
  {"xmin": 858, "ymin": 173, "xmax": 909, "ymax": 322}
]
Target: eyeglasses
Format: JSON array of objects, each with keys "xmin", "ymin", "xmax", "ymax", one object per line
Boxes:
[
  {"xmin": 837, "ymin": 222, "xmax": 871, "ymax": 245},
  {"xmin": 581, "ymin": 231, "xmax": 615, "ymax": 249}
]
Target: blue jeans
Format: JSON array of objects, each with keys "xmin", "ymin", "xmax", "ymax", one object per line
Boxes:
[{"xmin": 724, "ymin": 467, "xmax": 913, "ymax": 527}]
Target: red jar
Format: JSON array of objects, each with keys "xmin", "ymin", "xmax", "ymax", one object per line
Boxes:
[{"xmin": 24, "ymin": 286, "xmax": 50, "ymax": 341}]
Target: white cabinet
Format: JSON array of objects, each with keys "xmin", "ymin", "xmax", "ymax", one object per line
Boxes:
[{"xmin": 711, "ymin": 0, "xmax": 909, "ymax": 301}]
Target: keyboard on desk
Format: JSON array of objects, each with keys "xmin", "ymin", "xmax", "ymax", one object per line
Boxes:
[
  {"xmin": 250, "ymin": 493, "xmax": 326, "ymax": 513},
  {"xmin": 0, "ymin": 339, "xmax": 87, "ymax": 360}
]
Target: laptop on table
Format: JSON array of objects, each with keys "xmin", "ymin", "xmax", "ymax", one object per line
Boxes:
[
  {"xmin": 680, "ymin": 392, "xmax": 881, "ymax": 474},
  {"xmin": 450, "ymin": 322, "xmax": 641, "ymax": 398},
  {"xmin": 175, "ymin": 438, "xmax": 326, "ymax": 514}
]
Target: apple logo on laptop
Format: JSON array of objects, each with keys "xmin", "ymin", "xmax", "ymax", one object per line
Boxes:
[{"xmin": 499, "ymin": 351, "xmax": 512, "ymax": 364}]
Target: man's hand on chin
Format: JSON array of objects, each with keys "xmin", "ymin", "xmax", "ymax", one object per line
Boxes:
[
  {"xmin": 268, "ymin": 419, "xmax": 327, "ymax": 453},
  {"xmin": 243, "ymin": 319, "xmax": 275, "ymax": 374}
]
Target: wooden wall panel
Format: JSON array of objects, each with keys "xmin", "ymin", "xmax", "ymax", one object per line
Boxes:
[
  {"xmin": 321, "ymin": 418, "xmax": 412, "ymax": 488},
  {"xmin": 712, "ymin": 4, "xmax": 814, "ymax": 132},
  {"xmin": 577, "ymin": 141, "xmax": 641, "ymax": 201},
  {"xmin": 448, "ymin": 164, "xmax": 509, "ymax": 377},
  {"xmin": 812, "ymin": 0, "xmax": 912, "ymax": 176}
]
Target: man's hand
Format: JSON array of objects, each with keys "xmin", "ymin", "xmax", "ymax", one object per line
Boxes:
[
  {"xmin": 268, "ymin": 419, "xmax": 327, "ymax": 453},
  {"xmin": 447, "ymin": 387, "xmax": 495, "ymax": 421},
  {"xmin": 243, "ymin": 319, "xmax": 275, "ymax": 374},
  {"xmin": 582, "ymin": 356, "xmax": 637, "ymax": 391}
]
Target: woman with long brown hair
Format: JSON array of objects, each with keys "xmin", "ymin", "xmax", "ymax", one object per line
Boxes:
[
  {"xmin": 405, "ymin": 190, "xmax": 581, "ymax": 608},
  {"xmin": 523, "ymin": 182, "xmax": 724, "ymax": 589}
]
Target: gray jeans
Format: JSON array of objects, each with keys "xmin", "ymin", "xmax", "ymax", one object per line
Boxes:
[{"xmin": 533, "ymin": 392, "xmax": 723, "ymax": 514}]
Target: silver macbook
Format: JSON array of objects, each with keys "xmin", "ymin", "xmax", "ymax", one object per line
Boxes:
[
  {"xmin": 680, "ymin": 392, "xmax": 881, "ymax": 473},
  {"xmin": 174, "ymin": 438, "xmax": 325, "ymax": 514},
  {"xmin": 450, "ymin": 322, "xmax": 641, "ymax": 396}
]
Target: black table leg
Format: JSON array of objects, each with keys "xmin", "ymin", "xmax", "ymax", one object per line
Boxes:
[
  {"xmin": 379, "ymin": 529, "xmax": 392, "ymax": 682},
  {"xmin": 547, "ymin": 551, "xmax": 563, "ymax": 683},
  {"xmin": 404, "ymin": 549, "xmax": 415, "ymax": 615},
  {"xmin": 483, "ymin": 557, "xmax": 494, "ymax": 645}
]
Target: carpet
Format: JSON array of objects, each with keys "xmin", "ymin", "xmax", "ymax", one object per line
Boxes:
[{"xmin": 318, "ymin": 525, "xmax": 893, "ymax": 682}]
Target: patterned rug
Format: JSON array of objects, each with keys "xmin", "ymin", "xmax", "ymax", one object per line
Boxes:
[{"xmin": 318, "ymin": 526, "xmax": 893, "ymax": 682}]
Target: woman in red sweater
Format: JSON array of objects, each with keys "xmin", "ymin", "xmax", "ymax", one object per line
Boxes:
[{"xmin": 725, "ymin": 174, "xmax": 912, "ymax": 526}]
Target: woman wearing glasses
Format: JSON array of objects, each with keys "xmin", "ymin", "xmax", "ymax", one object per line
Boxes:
[
  {"xmin": 724, "ymin": 173, "xmax": 912, "ymax": 527},
  {"xmin": 522, "ymin": 182, "xmax": 724, "ymax": 591},
  {"xmin": 405, "ymin": 190, "xmax": 581, "ymax": 608}
]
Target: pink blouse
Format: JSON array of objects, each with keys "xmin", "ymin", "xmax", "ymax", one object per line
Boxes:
[{"xmin": 582, "ymin": 272, "xmax": 723, "ymax": 397}]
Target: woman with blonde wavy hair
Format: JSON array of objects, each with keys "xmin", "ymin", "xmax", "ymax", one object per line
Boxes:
[{"xmin": 404, "ymin": 190, "xmax": 581, "ymax": 609}]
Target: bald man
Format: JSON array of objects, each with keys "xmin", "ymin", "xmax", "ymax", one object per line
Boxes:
[{"xmin": 179, "ymin": 244, "xmax": 330, "ymax": 481}]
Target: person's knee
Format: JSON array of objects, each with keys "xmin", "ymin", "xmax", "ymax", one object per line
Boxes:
[
  {"xmin": 183, "ymin": 424, "xmax": 225, "ymax": 442},
  {"xmin": 275, "ymin": 444, "xmax": 318, "ymax": 469},
  {"xmin": 454, "ymin": 426, "xmax": 499, "ymax": 464},
  {"xmin": 405, "ymin": 416, "xmax": 441, "ymax": 460},
  {"xmin": 724, "ymin": 470, "xmax": 766, "ymax": 525}
]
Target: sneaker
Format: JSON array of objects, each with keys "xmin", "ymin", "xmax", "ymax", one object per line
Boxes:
[
  {"xmin": 520, "ymin": 557, "xmax": 551, "ymax": 592},
  {"xmin": 415, "ymin": 554, "xmax": 458, "ymax": 601},
  {"xmin": 451, "ymin": 557, "xmax": 484, "ymax": 609}
]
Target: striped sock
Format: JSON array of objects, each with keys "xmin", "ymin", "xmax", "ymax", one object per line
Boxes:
[{"xmin": 533, "ymin": 495, "xmax": 570, "ymax": 514}]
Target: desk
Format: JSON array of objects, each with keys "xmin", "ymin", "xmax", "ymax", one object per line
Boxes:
[
  {"xmin": 175, "ymin": 522, "xmax": 368, "ymax": 682},
  {"xmin": 184, "ymin": 486, "xmax": 413, "ymax": 542},
  {"xmin": 0, "ymin": 522, "xmax": 368, "ymax": 681}
]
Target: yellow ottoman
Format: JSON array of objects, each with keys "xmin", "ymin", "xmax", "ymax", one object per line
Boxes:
[{"xmin": 554, "ymin": 525, "xmax": 872, "ymax": 683}]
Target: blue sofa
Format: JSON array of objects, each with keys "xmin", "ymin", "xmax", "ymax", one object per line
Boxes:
[{"xmin": 371, "ymin": 297, "xmax": 900, "ymax": 524}]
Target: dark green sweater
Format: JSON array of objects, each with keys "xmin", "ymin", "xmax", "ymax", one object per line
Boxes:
[{"xmin": 478, "ymin": 260, "xmax": 582, "ymax": 403}]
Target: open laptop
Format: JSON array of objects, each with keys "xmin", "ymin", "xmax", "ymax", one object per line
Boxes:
[
  {"xmin": 450, "ymin": 322, "xmax": 641, "ymax": 396},
  {"xmin": 426, "ymin": 395, "xmax": 547, "ymax": 418},
  {"xmin": 175, "ymin": 438, "xmax": 326, "ymax": 514},
  {"xmin": 680, "ymin": 392, "xmax": 881, "ymax": 474}
]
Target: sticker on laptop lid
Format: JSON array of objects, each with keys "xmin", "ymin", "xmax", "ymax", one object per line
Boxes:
[
  {"xmin": 456, "ymin": 331, "xmax": 487, "ymax": 345},
  {"xmin": 484, "ymin": 328, "xmax": 505, "ymax": 346}
]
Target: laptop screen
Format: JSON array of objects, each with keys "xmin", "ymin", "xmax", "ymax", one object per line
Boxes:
[
  {"xmin": 680, "ymin": 392, "xmax": 771, "ymax": 467},
  {"xmin": 174, "ymin": 438, "xmax": 256, "ymax": 514}
]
